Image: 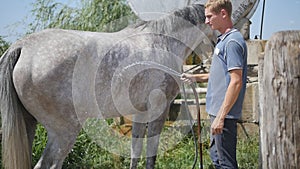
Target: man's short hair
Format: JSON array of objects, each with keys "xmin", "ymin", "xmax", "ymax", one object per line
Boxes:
[{"xmin": 205, "ymin": 0, "xmax": 232, "ymax": 16}]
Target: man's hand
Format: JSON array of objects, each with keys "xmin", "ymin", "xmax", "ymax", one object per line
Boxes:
[
  {"xmin": 211, "ymin": 116, "xmax": 225, "ymax": 135},
  {"xmin": 180, "ymin": 73, "xmax": 196, "ymax": 84}
]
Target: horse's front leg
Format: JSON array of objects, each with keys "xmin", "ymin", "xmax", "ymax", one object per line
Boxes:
[
  {"xmin": 145, "ymin": 108, "xmax": 169, "ymax": 169},
  {"xmin": 130, "ymin": 115, "xmax": 147, "ymax": 169}
]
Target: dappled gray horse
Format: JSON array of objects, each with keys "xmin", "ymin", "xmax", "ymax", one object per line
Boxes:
[
  {"xmin": 0, "ymin": 1, "xmax": 255, "ymax": 168},
  {"xmin": 0, "ymin": 4, "xmax": 211, "ymax": 169}
]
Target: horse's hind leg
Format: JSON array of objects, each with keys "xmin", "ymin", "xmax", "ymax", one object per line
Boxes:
[{"xmin": 34, "ymin": 123, "xmax": 81, "ymax": 169}]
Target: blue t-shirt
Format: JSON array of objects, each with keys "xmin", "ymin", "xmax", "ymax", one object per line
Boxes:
[{"xmin": 206, "ymin": 29, "xmax": 247, "ymax": 119}]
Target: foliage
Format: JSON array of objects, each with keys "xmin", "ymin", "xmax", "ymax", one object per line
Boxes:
[
  {"xmin": 28, "ymin": 0, "xmax": 136, "ymax": 33},
  {"xmin": 28, "ymin": 123, "xmax": 259, "ymax": 168},
  {"xmin": 237, "ymin": 135, "xmax": 260, "ymax": 169},
  {"xmin": 0, "ymin": 36, "xmax": 10, "ymax": 57},
  {"xmin": 32, "ymin": 124, "xmax": 48, "ymax": 163}
]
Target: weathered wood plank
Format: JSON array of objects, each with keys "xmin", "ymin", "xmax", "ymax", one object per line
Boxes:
[{"xmin": 260, "ymin": 30, "xmax": 300, "ymax": 169}]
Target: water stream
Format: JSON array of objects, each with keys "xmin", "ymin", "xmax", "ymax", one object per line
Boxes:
[{"xmin": 121, "ymin": 60, "xmax": 182, "ymax": 77}]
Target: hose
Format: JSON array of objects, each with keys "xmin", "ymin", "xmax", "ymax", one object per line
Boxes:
[{"xmin": 181, "ymin": 82, "xmax": 203, "ymax": 169}]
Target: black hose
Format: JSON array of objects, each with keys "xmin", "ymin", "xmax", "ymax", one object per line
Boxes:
[
  {"xmin": 181, "ymin": 82, "xmax": 203, "ymax": 169},
  {"xmin": 182, "ymin": 83, "xmax": 198, "ymax": 169},
  {"xmin": 190, "ymin": 83, "xmax": 203, "ymax": 169}
]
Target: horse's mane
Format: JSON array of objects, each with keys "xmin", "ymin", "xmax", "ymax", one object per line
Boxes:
[{"xmin": 129, "ymin": 4, "xmax": 205, "ymax": 33}]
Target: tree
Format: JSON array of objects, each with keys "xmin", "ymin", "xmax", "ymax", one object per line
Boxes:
[
  {"xmin": 0, "ymin": 36, "xmax": 10, "ymax": 57},
  {"xmin": 28, "ymin": 0, "xmax": 136, "ymax": 33}
]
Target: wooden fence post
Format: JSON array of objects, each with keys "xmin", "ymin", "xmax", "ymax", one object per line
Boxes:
[{"xmin": 260, "ymin": 30, "xmax": 300, "ymax": 169}]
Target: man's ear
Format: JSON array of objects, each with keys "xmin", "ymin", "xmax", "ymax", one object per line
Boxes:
[{"xmin": 220, "ymin": 9, "xmax": 228, "ymax": 18}]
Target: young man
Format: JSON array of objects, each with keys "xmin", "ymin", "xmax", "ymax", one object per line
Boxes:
[{"xmin": 181, "ymin": 0, "xmax": 247, "ymax": 168}]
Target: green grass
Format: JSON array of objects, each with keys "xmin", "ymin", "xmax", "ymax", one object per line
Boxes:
[
  {"xmin": 28, "ymin": 123, "xmax": 259, "ymax": 169},
  {"xmin": 237, "ymin": 135, "xmax": 260, "ymax": 169},
  {"xmin": 0, "ymin": 123, "xmax": 259, "ymax": 169}
]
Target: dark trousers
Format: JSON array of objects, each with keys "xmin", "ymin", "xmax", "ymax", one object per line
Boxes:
[{"xmin": 210, "ymin": 116, "xmax": 238, "ymax": 169}]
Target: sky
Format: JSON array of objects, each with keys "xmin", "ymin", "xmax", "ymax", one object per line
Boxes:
[{"xmin": 1, "ymin": 0, "xmax": 300, "ymax": 42}]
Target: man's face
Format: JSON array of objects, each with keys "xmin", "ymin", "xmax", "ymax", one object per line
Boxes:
[{"xmin": 205, "ymin": 7, "xmax": 222, "ymax": 31}]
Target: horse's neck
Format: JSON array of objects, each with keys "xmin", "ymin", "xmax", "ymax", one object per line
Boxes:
[
  {"xmin": 119, "ymin": 24, "xmax": 203, "ymax": 61},
  {"xmin": 140, "ymin": 5, "xmax": 206, "ymax": 61}
]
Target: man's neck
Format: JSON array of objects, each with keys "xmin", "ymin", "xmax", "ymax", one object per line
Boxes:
[
  {"xmin": 219, "ymin": 21, "xmax": 233, "ymax": 34},
  {"xmin": 224, "ymin": 27, "xmax": 233, "ymax": 33}
]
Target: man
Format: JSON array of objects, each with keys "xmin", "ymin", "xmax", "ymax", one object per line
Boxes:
[{"xmin": 181, "ymin": 0, "xmax": 247, "ymax": 168}]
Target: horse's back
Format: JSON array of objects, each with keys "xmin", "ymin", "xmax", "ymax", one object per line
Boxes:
[
  {"xmin": 11, "ymin": 28, "xmax": 138, "ymax": 124},
  {"xmin": 12, "ymin": 29, "xmax": 99, "ymax": 128}
]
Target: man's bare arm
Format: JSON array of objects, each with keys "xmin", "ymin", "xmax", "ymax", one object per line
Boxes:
[
  {"xmin": 211, "ymin": 69, "xmax": 243, "ymax": 135},
  {"xmin": 181, "ymin": 73, "xmax": 209, "ymax": 83}
]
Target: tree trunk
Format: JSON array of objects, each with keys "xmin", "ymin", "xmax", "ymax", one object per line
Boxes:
[{"xmin": 260, "ymin": 30, "xmax": 300, "ymax": 169}]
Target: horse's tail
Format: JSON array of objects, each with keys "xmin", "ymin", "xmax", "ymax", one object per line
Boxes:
[{"xmin": 0, "ymin": 47, "xmax": 35, "ymax": 169}]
